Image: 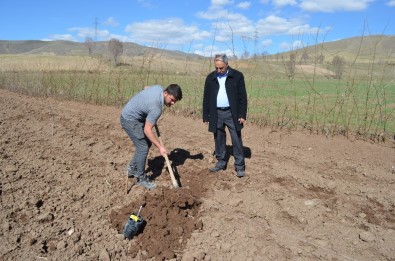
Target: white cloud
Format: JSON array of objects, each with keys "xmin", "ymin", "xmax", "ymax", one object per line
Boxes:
[
  {"xmin": 256, "ymin": 15, "xmax": 325, "ymax": 36},
  {"xmin": 279, "ymin": 40, "xmax": 303, "ymax": 51},
  {"xmin": 279, "ymin": 41, "xmax": 291, "ymax": 51},
  {"xmin": 261, "ymin": 39, "xmax": 273, "ymax": 48},
  {"xmin": 292, "ymin": 40, "xmax": 303, "ymax": 49},
  {"xmin": 193, "ymin": 45, "xmax": 221, "ymax": 57},
  {"xmin": 197, "ymin": 8, "xmax": 242, "ymax": 20},
  {"xmin": 197, "ymin": 8, "xmax": 256, "ymax": 42},
  {"xmin": 192, "ymin": 44, "xmax": 239, "ymax": 58},
  {"xmin": 287, "ymin": 24, "xmax": 322, "ymax": 35},
  {"xmin": 214, "ymin": 16, "xmax": 255, "ymax": 42},
  {"xmin": 273, "ymin": 0, "xmax": 297, "ymax": 7},
  {"xmin": 236, "ymin": 2, "xmax": 251, "ymax": 9},
  {"xmin": 125, "ymin": 18, "xmax": 210, "ymax": 45},
  {"xmin": 67, "ymin": 27, "xmax": 129, "ymax": 42},
  {"xmin": 257, "ymin": 16, "xmax": 293, "ymax": 35},
  {"xmin": 387, "ymin": 0, "xmax": 395, "ymax": 6},
  {"xmin": 137, "ymin": 0, "xmax": 155, "ymax": 8},
  {"xmin": 46, "ymin": 34, "xmax": 75, "ymax": 41},
  {"xmin": 300, "ymin": 0, "xmax": 374, "ymax": 12},
  {"xmin": 211, "ymin": 0, "xmax": 234, "ymax": 7},
  {"xmin": 103, "ymin": 17, "xmax": 119, "ymax": 27},
  {"xmin": 68, "ymin": 27, "xmax": 96, "ymax": 38}
]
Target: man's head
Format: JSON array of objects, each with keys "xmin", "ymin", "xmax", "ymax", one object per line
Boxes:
[
  {"xmin": 164, "ymin": 84, "xmax": 182, "ymax": 107},
  {"xmin": 214, "ymin": 54, "xmax": 229, "ymax": 74}
]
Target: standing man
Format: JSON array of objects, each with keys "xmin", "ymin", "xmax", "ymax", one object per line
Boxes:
[
  {"xmin": 120, "ymin": 84, "xmax": 182, "ymax": 189},
  {"xmin": 203, "ymin": 54, "xmax": 248, "ymax": 178}
]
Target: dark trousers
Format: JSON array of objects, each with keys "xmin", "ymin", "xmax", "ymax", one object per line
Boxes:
[
  {"xmin": 120, "ymin": 116, "xmax": 152, "ymax": 177},
  {"xmin": 214, "ymin": 109, "xmax": 245, "ymax": 171}
]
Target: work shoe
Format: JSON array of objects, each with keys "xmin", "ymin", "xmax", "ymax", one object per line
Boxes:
[
  {"xmin": 209, "ymin": 165, "xmax": 226, "ymax": 172},
  {"xmin": 236, "ymin": 170, "xmax": 245, "ymax": 178},
  {"xmin": 126, "ymin": 165, "xmax": 137, "ymax": 178},
  {"xmin": 136, "ymin": 175, "xmax": 157, "ymax": 189}
]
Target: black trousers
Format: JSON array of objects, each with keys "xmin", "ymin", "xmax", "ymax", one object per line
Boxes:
[{"xmin": 214, "ymin": 109, "xmax": 245, "ymax": 171}]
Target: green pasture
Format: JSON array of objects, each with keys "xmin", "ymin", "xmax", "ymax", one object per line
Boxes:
[{"xmin": 0, "ymin": 54, "xmax": 394, "ymax": 140}]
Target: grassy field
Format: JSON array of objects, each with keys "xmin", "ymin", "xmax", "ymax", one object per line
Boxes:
[{"xmin": 0, "ymin": 53, "xmax": 394, "ymax": 141}]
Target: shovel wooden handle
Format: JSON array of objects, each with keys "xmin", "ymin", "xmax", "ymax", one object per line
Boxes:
[{"xmin": 155, "ymin": 125, "xmax": 179, "ymax": 188}]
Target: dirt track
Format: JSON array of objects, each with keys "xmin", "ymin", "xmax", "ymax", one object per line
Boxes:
[{"xmin": 1, "ymin": 88, "xmax": 394, "ymax": 261}]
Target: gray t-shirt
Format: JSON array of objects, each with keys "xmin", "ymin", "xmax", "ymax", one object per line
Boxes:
[{"xmin": 121, "ymin": 85, "xmax": 164, "ymax": 125}]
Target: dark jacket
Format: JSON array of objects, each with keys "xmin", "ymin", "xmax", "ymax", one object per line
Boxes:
[{"xmin": 202, "ymin": 66, "xmax": 248, "ymax": 133}]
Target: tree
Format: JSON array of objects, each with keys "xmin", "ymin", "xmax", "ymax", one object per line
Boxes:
[
  {"xmin": 84, "ymin": 37, "xmax": 94, "ymax": 55},
  {"xmin": 316, "ymin": 54, "xmax": 325, "ymax": 64},
  {"xmin": 108, "ymin": 38, "xmax": 123, "ymax": 66},
  {"xmin": 241, "ymin": 50, "xmax": 250, "ymax": 59},
  {"xmin": 301, "ymin": 50, "xmax": 309, "ymax": 63},
  {"xmin": 287, "ymin": 53, "xmax": 296, "ymax": 77},
  {"xmin": 332, "ymin": 55, "xmax": 346, "ymax": 79}
]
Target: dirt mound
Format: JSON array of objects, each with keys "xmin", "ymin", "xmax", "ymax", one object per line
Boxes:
[
  {"xmin": 109, "ymin": 187, "xmax": 203, "ymax": 260},
  {"xmin": 1, "ymin": 88, "xmax": 394, "ymax": 261},
  {"xmin": 109, "ymin": 155, "xmax": 211, "ymax": 260}
]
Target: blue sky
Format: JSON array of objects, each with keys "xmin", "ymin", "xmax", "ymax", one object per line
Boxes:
[{"xmin": 0, "ymin": 0, "xmax": 394, "ymax": 57}]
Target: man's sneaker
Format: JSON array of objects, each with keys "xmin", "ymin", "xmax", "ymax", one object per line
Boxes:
[
  {"xmin": 236, "ymin": 170, "xmax": 245, "ymax": 178},
  {"xmin": 126, "ymin": 165, "xmax": 137, "ymax": 178},
  {"xmin": 209, "ymin": 165, "xmax": 226, "ymax": 172},
  {"xmin": 136, "ymin": 175, "xmax": 157, "ymax": 189}
]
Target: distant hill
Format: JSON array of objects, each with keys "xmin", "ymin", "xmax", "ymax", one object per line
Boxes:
[
  {"xmin": 0, "ymin": 40, "xmax": 84, "ymax": 55},
  {"xmin": 320, "ymin": 35, "xmax": 395, "ymax": 57},
  {"xmin": 0, "ymin": 40, "xmax": 204, "ymax": 60},
  {"xmin": 272, "ymin": 35, "xmax": 395, "ymax": 61},
  {"xmin": 0, "ymin": 35, "xmax": 394, "ymax": 61}
]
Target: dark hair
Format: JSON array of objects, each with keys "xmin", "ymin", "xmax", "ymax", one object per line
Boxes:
[{"xmin": 165, "ymin": 84, "xmax": 182, "ymax": 101}]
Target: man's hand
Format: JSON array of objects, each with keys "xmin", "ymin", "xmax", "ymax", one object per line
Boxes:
[
  {"xmin": 159, "ymin": 146, "xmax": 167, "ymax": 156},
  {"xmin": 144, "ymin": 121, "xmax": 164, "ymax": 154}
]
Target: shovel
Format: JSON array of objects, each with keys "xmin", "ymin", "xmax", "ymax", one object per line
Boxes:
[{"xmin": 155, "ymin": 124, "xmax": 179, "ymax": 188}]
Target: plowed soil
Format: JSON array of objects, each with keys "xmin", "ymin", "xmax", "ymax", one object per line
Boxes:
[{"xmin": 1, "ymin": 88, "xmax": 394, "ymax": 261}]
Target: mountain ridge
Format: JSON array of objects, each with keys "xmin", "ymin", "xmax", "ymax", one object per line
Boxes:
[
  {"xmin": 1, "ymin": 35, "xmax": 394, "ymax": 60},
  {"xmin": 0, "ymin": 40, "xmax": 204, "ymax": 60}
]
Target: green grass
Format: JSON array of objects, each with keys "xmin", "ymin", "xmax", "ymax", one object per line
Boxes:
[{"xmin": 0, "ymin": 54, "xmax": 394, "ymax": 142}]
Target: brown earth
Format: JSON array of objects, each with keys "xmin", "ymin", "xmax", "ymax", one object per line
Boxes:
[{"xmin": 0, "ymin": 88, "xmax": 394, "ymax": 261}]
